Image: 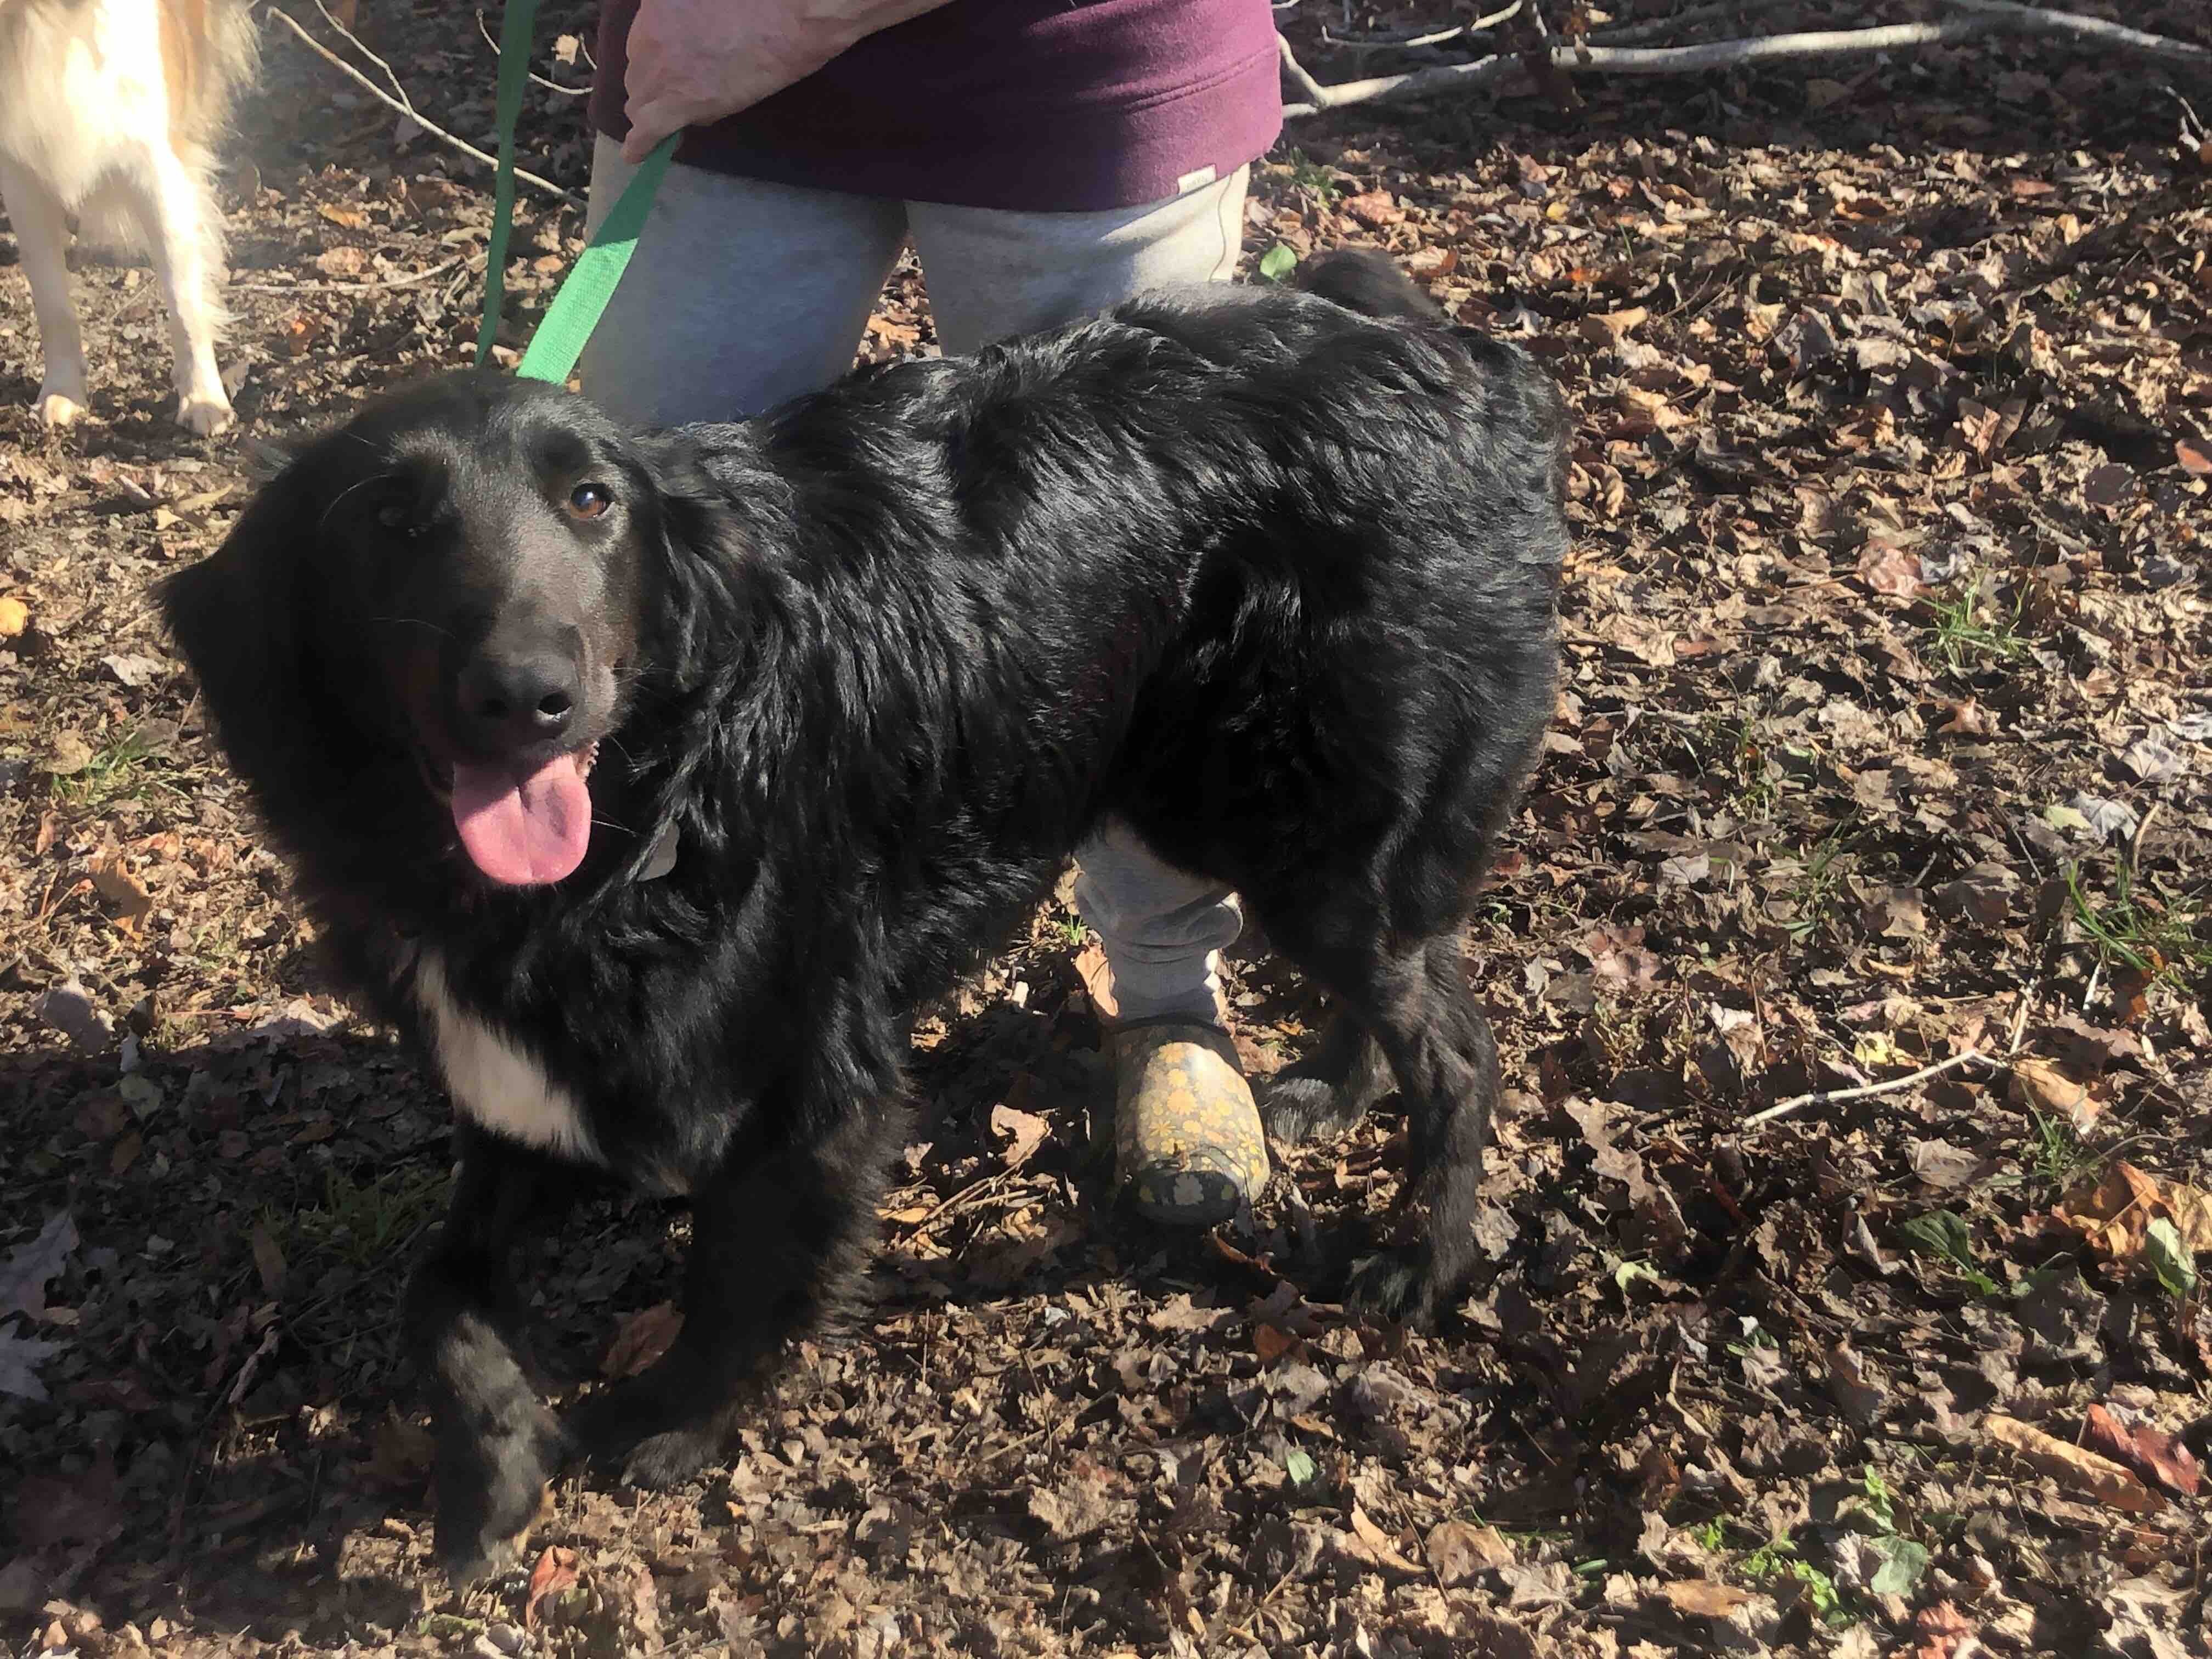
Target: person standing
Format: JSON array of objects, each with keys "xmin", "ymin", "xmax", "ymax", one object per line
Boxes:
[{"xmin": 580, "ymin": 0, "xmax": 1285, "ymax": 1226}]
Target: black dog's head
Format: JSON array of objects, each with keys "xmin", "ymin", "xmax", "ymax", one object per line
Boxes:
[{"xmin": 163, "ymin": 374, "xmax": 667, "ymax": 887}]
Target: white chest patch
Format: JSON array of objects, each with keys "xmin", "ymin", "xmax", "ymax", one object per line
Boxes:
[{"xmin": 410, "ymin": 950, "xmax": 600, "ymax": 1164}]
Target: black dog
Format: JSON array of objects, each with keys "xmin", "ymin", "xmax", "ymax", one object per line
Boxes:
[{"xmin": 160, "ymin": 251, "xmax": 1568, "ymax": 1579}]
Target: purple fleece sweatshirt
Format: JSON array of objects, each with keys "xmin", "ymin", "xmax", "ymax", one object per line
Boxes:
[{"xmin": 590, "ymin": 0, "xmax": 1283, "ymax": 213}]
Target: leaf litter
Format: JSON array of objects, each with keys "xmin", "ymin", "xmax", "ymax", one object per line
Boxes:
[{"xmin": 3, "ymin": 2, "xmax": 2211, "ymax": 1655}]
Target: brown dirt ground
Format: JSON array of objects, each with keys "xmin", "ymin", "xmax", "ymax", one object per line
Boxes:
[{"xmin": 4, "ymin": 3, "xmax": 2211, "ymax": 1656}]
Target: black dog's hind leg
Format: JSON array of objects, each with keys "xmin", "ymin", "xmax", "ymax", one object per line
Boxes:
[
  {"xmin": 1255, "ymin": 921, "xmax": 1498, "ymax": 1330},
  {"xmin": 568, "ymin": 1102, "xmax": 900, "ymax": 1489},
  {"xmin": 1257, "ymin": 1004, "xmax": 1394, "ymax": 1144},
  {"xmin": 1344, "ymin": 936, "xmax": 1500, "ymax": 1327},
  {"xmin": 407, "ymin": 1128, "xmax": 578, "ymax": 1583}
]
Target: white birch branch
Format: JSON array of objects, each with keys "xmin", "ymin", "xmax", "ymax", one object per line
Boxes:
[
  {"xmin": 1281, "ymin": 3, "xmax": 2210, "ymax": 119},
  {"xmin": 268, "ymin": 7, "xmax": 582, "ymax": 205}
]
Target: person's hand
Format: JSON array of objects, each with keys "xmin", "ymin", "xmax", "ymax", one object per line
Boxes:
[{"xmin": 622, "ymin": 0, "xmax": 952, "ymax": 164}]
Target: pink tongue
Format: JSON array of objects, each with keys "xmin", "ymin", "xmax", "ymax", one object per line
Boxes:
[{"xmin": 450, "ymin": 752, "xmax": 592, "ymax": 885}]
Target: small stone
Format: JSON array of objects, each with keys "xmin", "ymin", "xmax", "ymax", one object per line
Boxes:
[{"xmin": 34, "ymin": 981, "xmax": 115, "ymax": 1052}]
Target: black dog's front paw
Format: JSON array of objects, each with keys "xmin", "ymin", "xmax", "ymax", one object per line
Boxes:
[
  {"xmin": 432, "ymin": 1400, "xmax": 569, "ymax": 1584},
  {"xmin": 568, "ymin": 1376, "xmax": 727, "ymax": 1491},
  {"xmin": 1346, "ymin": 1247, "xmax": 1452, "ymax": 1331},
  {"xmin": 1257, "ymin": 1074, "xmax": 1368, "ymax": 1147},
  {"xmin": 619, "ymin": 1427, "xmax": 723, "ymax": 1490}
]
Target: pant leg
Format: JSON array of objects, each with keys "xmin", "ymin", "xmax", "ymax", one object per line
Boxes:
[
  {"xmin": 909, "ymin": 165, "xmax": 1248, "ymax": 353},
  {"xmin": 579, "ymin": 134, "xmax": 908, "ymax": 427},
  {"xmin": 909, "ymin": 171, "xmax": 1252, "ymax": 1025}
]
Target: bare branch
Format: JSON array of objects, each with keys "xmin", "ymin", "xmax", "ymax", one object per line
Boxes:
[
  {"xmin": 474, "ymin": 7, "xmax": 594, "ymax": 95},
  {"xmin": 268, "ymin": 7, "xmax": 581, "ymax": 205},
  {"xmin": 313, "ymin": 0, "xmax": 408, "ymax": 107},
  {"xmin": 1322, "ymin": 1, "xmax": 1522, "ymax": 53},
  {"xmin": 1284, "ymin": 18, "xmax": 2019, "ymax": 116},
  {"xmin": 1278, "ymin": 31, "xmax": 1333, "ymax": 109},
  {"xmin": 1742, "ymin": 1051, "xmax": 1992, "ymax": 1128},
  {"xmin": 1935, "ymin": 0, "xmax": 2212, "ymax": 72},
  {"xmin": 1282, "ymin": 0, "xmax": 2209, "ymax": 118},
  {"xmin": 229, "ymin": 255, "xmax": 472, "ymax": 295},
  {"xmin": 1588, "ymin": 0, "xmax": 1797, "ymax": 48}
]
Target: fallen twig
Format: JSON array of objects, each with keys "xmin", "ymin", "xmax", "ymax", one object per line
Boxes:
[
  {"xmin": 229, "ymin": 255, "xmax": 471, "ymax": 296},
  {"xmin": 1322, "ymin": 1, "xmax": 1522, "ymax": 52},
  {"xmin": 1280, "ymin": 2, "xmax": 2212, "ymax": 119},
  {"xmin": 268, "ymin": 8, "xmax": 581, "ymax": 205},
  {"xmin": 1743, "ymin": 1049, "xmax": 1992, "ymax": 1127},
  {"xmin": 475, "ymin": 7, "xmax": 592, "ymax": 94},
  {"xmin": 1936, "ymin": 0, "xmax": 2212, "ymax": 72},
  {"xmin": 1588, "ymin": 0, "xmax": 1796, "ymax": 48},
  {"xmin": 1282, "ymin": 18, "xmax": 2010, "ymax": 116},
  {"xmin": 2007, "ymin": 978, "xmax": 2038, "ymax": 1055}
]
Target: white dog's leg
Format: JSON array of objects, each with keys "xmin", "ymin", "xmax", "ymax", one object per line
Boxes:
[
  {"xmin": 0, "ymin": 158, "xmax": 91, "ymax": 426},
  {"xmin": 127, "ymin": 144, "xmax": 234, "ymax": 436}
]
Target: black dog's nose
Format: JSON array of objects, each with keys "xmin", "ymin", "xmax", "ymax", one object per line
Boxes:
[{"xmin": 454, "ymin": 651, "xmax": 580, "ymax": 752}]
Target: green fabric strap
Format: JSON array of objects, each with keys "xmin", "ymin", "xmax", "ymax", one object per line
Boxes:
[
  {"xmin": 516, "ymin": 136, "xmax": 676, "ymax": 385},
  {"xmin": 473, "ymin": 0, "xmax": 536, "ymax": 369},
  {"xmin": 476, "ymin": 0, "xmax": 674, "ymax": 386}
]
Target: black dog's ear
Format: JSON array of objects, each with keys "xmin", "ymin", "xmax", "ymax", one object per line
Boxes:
[{"xmin": 159, "ymin": 469, "xmax": 306, "ymax": 785}]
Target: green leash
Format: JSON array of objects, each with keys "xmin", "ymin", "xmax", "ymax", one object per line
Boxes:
[{"xmin": 475, "ymin": 0, "xmax": 675, "ymax": 386}]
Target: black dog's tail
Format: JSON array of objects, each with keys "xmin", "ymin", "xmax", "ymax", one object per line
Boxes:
[{"xmin": 1295, "ymin": 248, "xmax": 1448, "ymax": 324}]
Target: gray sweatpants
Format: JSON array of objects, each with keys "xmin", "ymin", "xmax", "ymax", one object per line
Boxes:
[{"xmin": 579, "ymin": 139, "xmax": 1246, "ymax": 1024}]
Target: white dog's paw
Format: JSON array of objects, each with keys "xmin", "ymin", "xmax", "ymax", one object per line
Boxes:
[
  {"xmin": 36, "ymin": 387, "xmax": 87, "ymax": 427},
  {"xmin": 176, "ymin": 392, "xmax": 235, "ymax": 437}
]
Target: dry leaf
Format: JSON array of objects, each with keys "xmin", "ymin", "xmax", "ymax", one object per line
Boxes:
[
  {"xmin": 1425, "ymin": 1518, "xmax": 1514, "ymax": 1586},
  {"xmin": 1912, "ymin": 1602, "xmax": 1977, "ymax": 1659},
  {"xmin": 1404, "ymin": 245, "xmax": 1457, "ymax": 280},
  {"xmin": 89, "ymin": 845, "xmax": 153, "ymax": 934},
  {"xmin": 524, "ymin": 1545, "xmax": 579, "ymax": 1631},
  {"xmin": 1342, "ymin": 190, "xmax": 1404, "ymax": 229},
  {"xmin": 1252, "ymin": 1322, "xmax": 1304, "ymax": 1363},
  {"xmin": 2010, "ymin": 1056, "xmax": 2090, "ymax": 1121},
  {"xmin": 2056, "ymin": 1160, "xmax": 2162, "ymax": 1259},
  {"xmin": 2055, "ymin": 1160, "xmax": 2212, "ymax": 1265},
  {"xmin": 0, "ymin": 596, "xmax": 26, "ymax": 637},
  {"xmin": 2175, "ymin": 438, "xmax": 2211, "ymax": 476},
  {"xmin": 249, "ymin": 1222, "xmax": 286, "ymax": 1296},
  {"xmin": 44, "ymin": 732, "xmax": 94, "ymax": 776},
  {"xmin": 1858, "ymin": 541, "xmax": 1924, "ymax": 598},
  {"xmin": 2083, "ymin": 462, "xmax": 2134, "ymax": 505},
  {"xmin": 2085, "ymin": 1404, "xmax": 2200, "ymax": 1498},
  {"xmin": 1937, "ymin": 698, "xmax": 1992, "ymax": 736},
  {"xmin": 1342, "ymin": 1506, "xmax": 1424, "ymax": 1575},
  {"xmin": 0, "ymin": 1212, "xmax": 78, "ymax": 1322},
  {"xmin": 989, "ymin": 1102, "xmax": 1048, "ymax": 1169},
  {"xmin": 1146, "ymin": 1293, "xmax": 1234, "ymax": 1334},
  {"xmin": 314, "ymin": 246, "xmax": 368, "ymax": 280},
  {"xmin": 315, "ymin": 202, "xmax": 368, "ymax": 229},
  {"xmin": 1580, "ymin": 307, "xmax": 1648, "ymax": 347},
  {"xmin": 600, "ymin": 1302, "xmax": 682, "ymax": 1379},
  {"xmin": 2164, "ymin": 1182, "xmax": 2212, "ymax": 1252},
  {"xmin": 1072, "ymin": 940, "xmax": 1116, "ymax": 1019},
  {"xmin": 1983, "ymin": 1413, "xmax": 2163, "ymax": 1513},
  {"xmin": 1661, "ymin": 1579, "xmax": 1753, "ymax": 1617}
]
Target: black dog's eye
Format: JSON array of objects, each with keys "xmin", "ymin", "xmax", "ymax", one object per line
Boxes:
[
  {"xmin": 566, "ymin": 482, "xmax": 613, "ymax": 521},
  {"xmin": 376, "ymin": 498, "xmax": 422, "ymax": 536}
]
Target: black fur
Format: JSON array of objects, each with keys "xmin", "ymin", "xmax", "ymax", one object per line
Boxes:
[{"xmin": 160, "ymin": 251, "xmax": 1568, "ymax": 1580}]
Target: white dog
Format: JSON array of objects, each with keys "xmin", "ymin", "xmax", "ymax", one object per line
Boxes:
[{"xmin": 0, "ymin": 0, "xmax": 257, "ymax": 434}]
